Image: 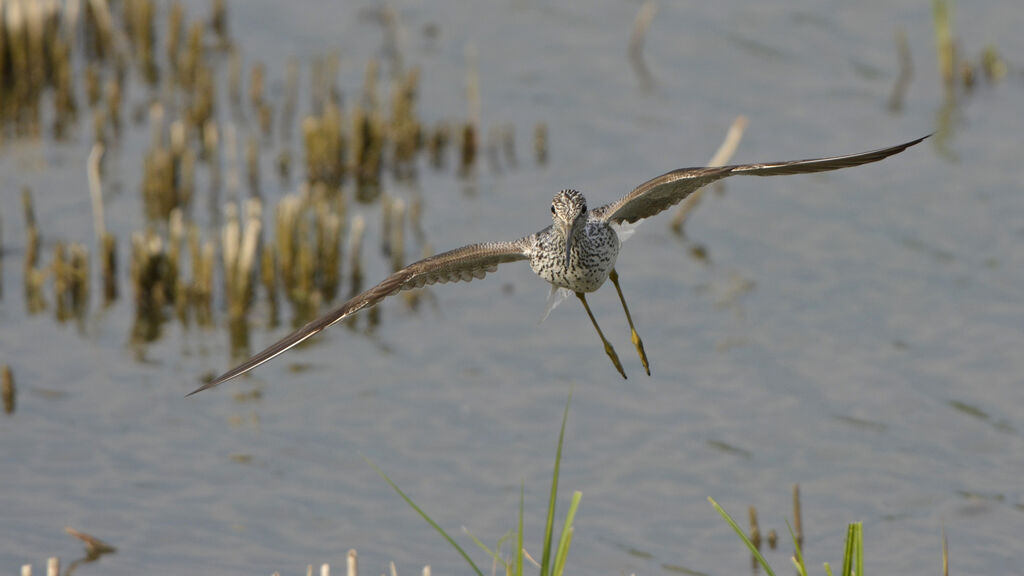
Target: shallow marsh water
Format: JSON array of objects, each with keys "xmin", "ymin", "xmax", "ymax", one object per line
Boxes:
[{"xmin": 2, "ymin": 1, "xmax": 1024, "ymax": 574}]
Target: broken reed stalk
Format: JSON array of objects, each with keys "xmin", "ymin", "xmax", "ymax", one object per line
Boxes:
[
  {"xmin": 390, "ymin": 198, "xmax": 406, "ymax": 273},
  {"xmin": 346, "ymin": 214, "xmax": 366, "ymax": 302},
  {"xmin": 52, "ymin": 237, "xmax": 89, "ymax": 317},
  {"xmin": 86, "ymin": 138, "xmax": 118, "ymax": 303},
  {"xmin": 69, "ymin": 242, "xmax": 90, "ymax": 317},
  {"xmin": 888, "ymin": 28, "xmax": 913, "ymax": 113},
  {"xmin": 261, "ymin": 241, "xmax": 278, "ymax": 326},
  {"xmin": 534, "ymin": 121, "xmax": 548, "ymax": 165},
  {"xmin": 313, "ymin": 189, "xmax": 343, "ymax": 301},
  {"xmin": 932, "ymin": 0, "xmax": 954, "ymax": 88},
  {"xmin": 380, "ymin": 192, "xmax": 393, "ymax": 257},
  {"xmin": 748, "ymin": 505, "xmax": 761, "ymax": 550},
  {"xmin": 232, "ymin": 198, "xmax": 262, "ymax": 319},
  {"xmin": 628, "ymin": 0, "xmax": 657, "ymax": 88},
  {"xmin": 221, "ymin": 201, "xmax": 240, "ymax": 313},
  {"xmin": 347, "ymin": 549, "xmax": 357, "ymax": 576},
  {"xmin": 247, "ymin": 132, "xmax": 260, "ymax": 195},
  {"xmin": 22, "ymin": 187, "xmax": 45, "ymax": 312},
  {"xmin": 87, "ymin": 142, "xmax": 106, "ymax": 241},
  {"xmin": 670, "ymin": 115, "xmax": 748, "ymax": 233},
  {"xmin": 2, "ymin": 364, "xmax": 14, "ymax": 414}
]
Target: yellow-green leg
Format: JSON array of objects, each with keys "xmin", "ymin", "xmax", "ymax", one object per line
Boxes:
[
  {"xmin": 575, "ymin": 292, "xmax": 627, "ymax": 379},
  {"xmin": 609, "ymin": 269, "xmax": 650, "ymax": 375}
]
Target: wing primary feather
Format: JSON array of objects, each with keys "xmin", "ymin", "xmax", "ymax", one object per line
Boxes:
[
  {"xmin": 187, "ymin": 239, "xmax": 530, "ymax": 396},
  {"xmin": 596, "ymin": 135, "xmax": 929, "ymax": 225}
]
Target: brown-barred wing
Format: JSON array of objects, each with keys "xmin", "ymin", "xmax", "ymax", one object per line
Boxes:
[
  {"xmin": 187, "ymin": 239, "xmax": 532, "ymax": 395},
  {"xmin": 593, "ymin": 135, "xmax": 928, "ymax": 225}
]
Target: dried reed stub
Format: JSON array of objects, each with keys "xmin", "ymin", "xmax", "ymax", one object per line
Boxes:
[
  {"xmin": 534, "ymin": 121, "xmax": 548, "ymax": 165},
  {"xmin": 260, "ymin": 243, "xmax": 278, "ymax": 327},
  {"xmin": 485, "ymin": 125, "xmax": 502, "ymax": 174},
  {"xmin": 53, "ymin": 242, "xmax": 90, "ymax": 322},
  {"xmin": 313, "ymin": 185, "xmax": 344, "ymax": 302},
  {"xmin": 190, "ymin": 65, "xmax": 216, "ymax": 136},
  {"xmin": 209, "ymin": 0, "xmax": 230, "ymax": 47},
  {"xmin": 389, "ymin": 198, "xmax": 406, "ymax": 273},
  {"xmin": 250, "ymin": 62, "xmax": 266, "ymax": 114},
  {"xmin": 303, "ymin": 97, "xmax": 347, "ymax": 190},
  {"xmin": 0, "ymin": 213, "xmax": 4, "ymax": 300},
  {"xmin": 258, "ymin": 101, "xmax": 273, "ymax": 140},
  {"xmin": 179, "ymin": 21, "xmax": 205, "ymax": 91},
  {"xmin": 273, "ymin": 189, "xmax": 344, "ymax": 319},
  {"xmin": 51, "ymin": 36, "xmax": 78, "ymax": 139},
  {"xmin": 124, "ymin": 0, "xmax": 158, "ymax": 85},
  {"xmin": 53, "ymin": 242, "xmax": 69, "ymax": 320},
  {"xmin": 84, "ymin": 64, "xmax": 102, "ymax": 108},
  {"xmin": 186, "ymin": 226, "xmax": 215, "ymax": 326},
  {"xmin": 246, "ymin": 133, "xmax": 261, "ymax": 195},
  {"xmin": 101, "ymin": 233, "xmax": 118, "ymax": 305},
  {"xmin": 458, "ymin": 122, "xmax": 477, "ymax": 176},
  {"xmin": 142, "ymin": 115, "xmax": 196, "ymax": 220},
  {"xmin": 981, "ymin": 47, "xmax": 1006, "ymax": 82},
  {"xmin": 345, "ymin": 214, "xmax": 366, "ymax": 326},
  {"xmin": 427, "ymin": 122, "xmax": 450, "ymax": 169},
  {"xmin": 230, "ymin": 198, "xmax": 263, "ymax": 320},
  {"xmin": 274, "ymin": 193, "xmax": 302, "ymax": 294},
  {"xmin": 502, "ymin": 123, "xmax": 517, "ymax": 168},
  {"xmin": 748, "ymin": 505, "xmax": 761, "ymax": 550},
  {"xmin": 277, "ymin": 148, "xmax": 292, "ymax": 183},
  {"xmin": 130, "ymin": 231, "xmax": 173, "ymax": 343},
  {"xmin": 22, "ymin": 188, "xmax": 46, "ymax": 313},
  {"xmin": 166, "ymin": 1, "xmax": 184, "ymax": 78},
  {"xmin": 389, "ymin": 68, "xmax": 421, "ymax": 180},
  {"xmin": 2, "ymin": 364, "xmax": 14, "ymax": 414},
  {"xmin": 379, "ymin": 192, "xmax": 393, "ymax": 257},
  {"xmin": 351, "ymin": 60, "xmax": 385, "ymax": 198}
]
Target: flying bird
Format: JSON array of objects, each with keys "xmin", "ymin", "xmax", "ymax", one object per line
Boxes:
[{"xmin": 189, "ymin": 135, "xmax": 927, "ymax": 395}]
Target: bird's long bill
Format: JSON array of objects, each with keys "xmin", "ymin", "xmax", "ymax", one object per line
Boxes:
[{"xmin": 559, "ymin": 221, "xmax": 573, "ymax": 269}]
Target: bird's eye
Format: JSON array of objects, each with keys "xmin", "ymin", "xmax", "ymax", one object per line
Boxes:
[{"xmin": 551, "ymin": 205, "xmax": 556, "ymax": 214}]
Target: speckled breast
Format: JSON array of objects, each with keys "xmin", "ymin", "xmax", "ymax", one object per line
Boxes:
[{"xmin": 530, "ymin": 220, "xmax": 620, "ymax": 293}]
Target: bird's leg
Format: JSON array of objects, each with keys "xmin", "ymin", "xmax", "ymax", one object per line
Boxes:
[
  {"xmin": 609, "ymin": 269, "xmax": 650, "ymax": 375},
  {"xmin": 575, "ymin": 292, "xmax": 627, "ymax": 379}
]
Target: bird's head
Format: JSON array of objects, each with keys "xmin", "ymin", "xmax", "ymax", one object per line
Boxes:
[{"xmin": 551, "ymin": 189, "xmax": 588, "ymax": 268}]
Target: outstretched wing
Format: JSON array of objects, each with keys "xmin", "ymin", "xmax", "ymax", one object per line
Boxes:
[
  {"xmin": 188, "ymin": 239, "xmax": 532, "ymax": 395},
  {"xmin": 592, "ymin": 135, "xmax": 928, "ymax": 225}
]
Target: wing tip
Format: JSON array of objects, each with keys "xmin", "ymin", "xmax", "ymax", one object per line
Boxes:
[{"xmin": 186, "ymin": 374, "xmax": 230, "ymax": 397}]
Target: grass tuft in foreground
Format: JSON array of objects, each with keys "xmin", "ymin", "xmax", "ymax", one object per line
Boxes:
[
  {"xmin": 366, "ymin": 387, "xmax": 579, "ymax": 576},
  {"xmin": 709, "ymin": 497, "xmax": 864, "ymax": 576}
]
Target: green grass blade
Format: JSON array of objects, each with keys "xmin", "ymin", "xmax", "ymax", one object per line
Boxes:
[
  {"xmin": 517, "ymin": 481, "xmax": 524, "ymax": 576},
  {"xmin": 856, "ymin": 522, "xmax": 863, "ymax": 576},
  {"xmin": 824, "ymin": 562, "xmax": 834, "ymax": 576},
  {"xmin": 841, "ymin": 523, "xmax": 854, "ymax": 576},
  {"xmin": 463, "ymin": 526, "xmax": 498, "ymax": 561},
  {"xmin": 363, "ymin": 455, "xmax": 484, "ymax": 576},
  {"xmin": 552, "ymin": 527, "xmax": 574, "ymax": 576},
  {"xmin": 552, "ymin": 490, "xmax": 581, "ymax": 576},
  {"xmin": 786, "ymin": 520, "xmax": 807, "ymax": 576},
  {"xmin": 708, "ymin": 497, "xmax": 775, "ymax": 576},
  {"xmin": 540, "ymin": 386, "xmax": 573, "ymax": 576}
]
